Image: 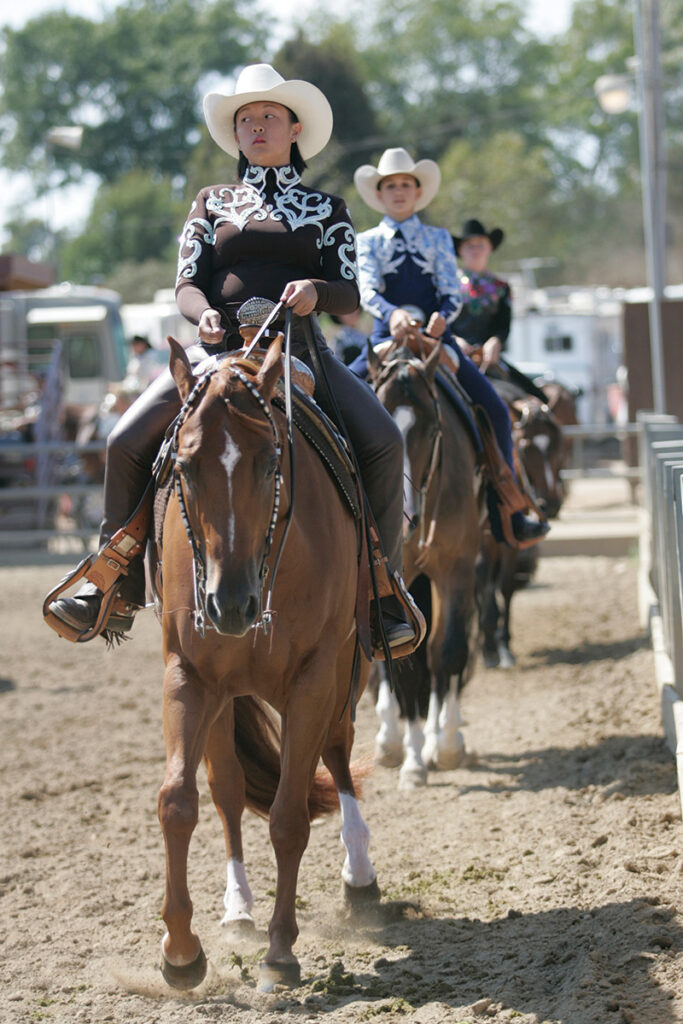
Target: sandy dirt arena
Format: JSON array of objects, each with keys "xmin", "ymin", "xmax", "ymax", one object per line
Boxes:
[{"xmin": 1, "ymin": 549, "xmax": 682, "ymax": 1024}]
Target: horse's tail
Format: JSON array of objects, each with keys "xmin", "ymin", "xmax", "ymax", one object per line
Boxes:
[{"xmin": 234, "ymin": 695, "xmax": 357, "ymax": 820}]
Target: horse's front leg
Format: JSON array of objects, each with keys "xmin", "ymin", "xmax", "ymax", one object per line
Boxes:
[
  {"xmin": 322, "ymin": 710, "xmax": 379, "ymax": 906},
  {"xmin": 374, "ymin": 663, "xmax": 403, "ymax": 767},
  {"xmin": 158, "ymin": 654, "xmax": 215, "ymax": 989},
  {"xmin": 261, "ymin": 661, "xmax": 334, "ymax": 988},
  {"xmin": 422, "ymin": 577, "xmax": 470, "ymax": 770},
  {"xmin": 204, "ymin": 701, "xmax": 254, "ymax": 932},
  {"xmin": 496, "ymin": 548, "xmax": 519, "ymax": 669}
]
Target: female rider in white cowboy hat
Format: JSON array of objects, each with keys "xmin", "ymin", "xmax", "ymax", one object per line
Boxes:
[
  {"xmin": 48, "ymin": 64, "xmax": 414, "ymax": 648},
  {"xmin": 348, "ymin": 147, "xmax": 549, "ymax": 546}
]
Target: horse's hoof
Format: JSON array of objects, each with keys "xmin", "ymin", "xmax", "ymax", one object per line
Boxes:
[
  {"xmin": 437, "ymin": 742, "xmax": 466, "ymax": 771},
  {"xmin": 257, "ymin": 959, "xmax": 301, "ymax": 992},
  {"xmin": 221, "ymin": 915, "xmax": 256, "ymax": 935},
  {"xmin": 374, "ymin": 743, "xmax": 403, "ymax": 768},
  {"xmin": 482, "ymin": 650, "xmax": 500, "ymax": 669},
  {"xmin": 161, "ymin": 946, "xmax": 207, "ymax": 990},
  {"xmin": 398, "ymin": 765, "xmax": 427, "ymax": 789},
  {"xmin": 342, "ymin": 877, "xmax": 381, "ymax": 907}
]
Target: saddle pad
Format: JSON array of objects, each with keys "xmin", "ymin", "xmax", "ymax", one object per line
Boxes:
[
  {"xmin": 271, "ymin": 385, "xmax": 361, "ymax": 519},
  {"xmin": 434, "ymin": 366, "xmax": 482, "ymax": 455}
]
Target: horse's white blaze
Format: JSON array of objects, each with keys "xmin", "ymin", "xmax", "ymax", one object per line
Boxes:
[
  {"xmin": 221, "ymin": 857, "xmax": 254, "ymax": 924},
  {"xmin": 219, "ymin": 434, "xmax": 242, "ymax": 548},
  {"xmin": 393, "ymin": 405, "xmax": 416, "ymax": 521},
  {"xmin": 544, "ymin": 459, "xmax": 556, "ymax": 494},
  {"xmin": 532, "ymin": 434, "xmax": 550, "ymax": 452},
  {"xmin": 339, "ymin": 792, "xmax": 376, "ymax": 888}
]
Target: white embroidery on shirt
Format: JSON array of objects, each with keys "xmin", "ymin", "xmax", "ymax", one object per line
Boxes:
[
  {"xmin": 323, "ymin": 221, "xmax": 359, "ymax": 283},
  {"xmin": 176, "ymin": 166, "xmax": 345, "ymax": 282}
]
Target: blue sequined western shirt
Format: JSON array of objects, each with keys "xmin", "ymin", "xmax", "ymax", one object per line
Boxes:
[{"xmin": 356, "ymin": 213, "xmax": 463, "ymax": 343}]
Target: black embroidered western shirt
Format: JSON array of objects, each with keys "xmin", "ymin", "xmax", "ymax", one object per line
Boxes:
[{"xmin": 176, "ymin": 164, "xmax": 360, "ymax": 332}]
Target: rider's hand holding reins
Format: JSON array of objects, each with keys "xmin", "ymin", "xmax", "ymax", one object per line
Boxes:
[
  {"xmin": 198, "ymin": 308, "xmax": 225, "ymax": 344},
  {"xmin": 281, "ymin": 279, "xmax": 318, "ymax": 316},
  {"xmin": 481, "ymin": 336, "xmax": 502, "ymax": 372},
  {"xmin": 389, "ymin": 307, "xmax": 416, "ymax": 341},
  {"xmin": 425, "ymin": 312, "xmax": 446, "ymax": 339}
]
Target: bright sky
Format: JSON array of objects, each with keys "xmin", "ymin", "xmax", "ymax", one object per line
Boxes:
[{"xmin": 0, "ymin": 0, "xmax": 575, "ymax": 248}]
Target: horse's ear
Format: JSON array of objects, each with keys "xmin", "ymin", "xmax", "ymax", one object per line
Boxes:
[
  {"xmin": 256, "ymin": 337, "xmax": 283, "ymax": 401},
  {"xmin": 366, "ymin": 340, "xmax": 383, "ymax": 381},
  {"xmin": 423, "ymin": 339, "xmax": 442, "ymax": 382},
  {"xmin": 167, "ymin": 335, "xmax": 195, "ymax": 402}
]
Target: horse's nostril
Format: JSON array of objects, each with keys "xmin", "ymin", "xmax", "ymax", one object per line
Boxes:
[{"xmin": 245, "ymin": 594, "xmax": 259, "ymax": 623}]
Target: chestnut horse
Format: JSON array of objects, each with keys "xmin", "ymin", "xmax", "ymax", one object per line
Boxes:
[
  {"xmin": 152, "ymin": 338, "xmax": 375, "ymax": 990},
  {"xmin": 367, "ymin": 344, "xmax": 482, "ymax": 787},
  {"xmin": 477, "ymin": 375, "xmax": 566, "ymax": 668}
]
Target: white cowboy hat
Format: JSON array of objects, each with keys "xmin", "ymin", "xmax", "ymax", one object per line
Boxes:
[
  {"xmin": 203, "ymin": 63, "xmax": 333, "ymax": 160},
  {"xmin": 354, "ymin": 147, "xmax": 441, "ymax": 213}
]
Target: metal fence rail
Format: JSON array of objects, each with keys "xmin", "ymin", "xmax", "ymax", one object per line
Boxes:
[
  {"xmin": 637, "ymin": 411, "xmax": 683, "ymax": 814},
  {"xmin": 561, "ymin": 422, "xmax": 641, "ymax": 480},
  {"xmin": 0, "ymin": 423, "xmax": 645, "ymax": 548},
  {"xmin": 0, "ymin": 437, "xmax": 105, "ymax": 547}
]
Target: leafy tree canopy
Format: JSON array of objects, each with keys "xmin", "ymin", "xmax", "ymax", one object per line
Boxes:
[
  {"xmin": 58, "ymin": 169, "xmax": 184, "ymax": 283},
  {"xmin": 0, "ymin": 0, "xmax": 263, "ymax": 183}
]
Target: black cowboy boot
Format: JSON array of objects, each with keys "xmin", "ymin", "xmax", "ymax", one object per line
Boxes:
[
  {"xmin": 374, "ymin": 594, "xmax": 417, "ymax": 649},
  {"xmin": 49, "ymin": 557, "xmax": 145, "ymax": 635},
  {"xmin": 510, "ymin": 512, "xmax": 550, "ymax": 544}
]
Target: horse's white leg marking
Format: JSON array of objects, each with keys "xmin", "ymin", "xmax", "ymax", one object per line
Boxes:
[
  {"xmin": 399, "ymin": 718, "xmax": 428, "ymax": 788},
  {"xmin": 220, "ymin": 857, "xmax": 254, "ymax": 925},
  {"xmin": 437, "ymin": 689, "xmax": 466, "ymax": 768},
  {"xmin": 393, "ymin": 405, "xmax": 417, "ymax": 524},
  {"xmin": 374, "ymin": 670, "xmax": 403, "ymax": 767},
  {"xmin": 219, "ymin": 435, "xmax": 241, "ymax": 550},
  {"xmin": 339, "ymin": 792, "xmax": 376, "ymax": 888},
  {"xmin": 422, "ymin": 690, "xmax": 441, "ymax": 768},
  {"xmin": 497, "ymin": 641, "xmax": 516, "ymax": 670}
]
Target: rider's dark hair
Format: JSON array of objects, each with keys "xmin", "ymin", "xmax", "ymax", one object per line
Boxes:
[{"xmin": 235, "ymin": 105, "xmax": 307, "ymax": 178}]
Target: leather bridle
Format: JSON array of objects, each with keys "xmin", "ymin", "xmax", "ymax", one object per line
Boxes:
[{"xmin": 372, "ymin": 355, "xmax": 444, "ymax": 554}]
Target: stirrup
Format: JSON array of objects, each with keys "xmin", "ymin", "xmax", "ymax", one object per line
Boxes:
[
  {"xmin": 43, "ymin": 483, "xmax": 152, "ymax": 643},
  {"xmin": 43, "ymin": 534, "xmax": 147, "ymax": 643},
  {"xmin": 367, "ymin": 530, "xmax": 426, "ymax": 660}
]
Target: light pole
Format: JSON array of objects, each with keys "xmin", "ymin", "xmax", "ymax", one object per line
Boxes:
[
  {"xmin": 594, "ymin": 0, "xmax": 667, "ymax": 414},
  {"xmin": 43, "ymin": 125, "xmax": 84, "ymax": 275}
]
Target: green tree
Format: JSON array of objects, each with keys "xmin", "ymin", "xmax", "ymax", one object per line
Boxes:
[
  {"xmin": 350, "ymin": 0, "xmax": 553, "ymax": 158},
  {"xmin": 0, "ymin": 0, "xmax": 262, "ymax": 184},
  {"xmin": 273, "ymin": 27, "xmax": 381, "ymax": 192},
  {"xmin": 59, "ymin": 170, "xmax": 184, "ymax": 283}
]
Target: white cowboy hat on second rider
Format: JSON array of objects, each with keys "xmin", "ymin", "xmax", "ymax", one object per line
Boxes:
[
  {"xmin": 354, "ymin": 147, "xmax": 441, "ymax": 214},
  {"xmin": 203, "ymin": 63, "xmax": 333, "ymax": 160}
]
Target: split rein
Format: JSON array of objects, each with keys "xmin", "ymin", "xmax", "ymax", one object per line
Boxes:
[
  {"xmin": 170, "ymin": 311, "xmax": 296, "ymax": 639},
  {"xmin": 372, "ymin": 354, "xmax": 444, "ymax": 556}
]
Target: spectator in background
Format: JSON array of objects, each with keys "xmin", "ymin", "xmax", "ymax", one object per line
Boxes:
[
  {"xmin": 328, "ymin": 309, "xmax": 368, "ymax": 365},
  {"xmin": 124, "ymin": 335, "xmax": 161, "ymax": 392}
]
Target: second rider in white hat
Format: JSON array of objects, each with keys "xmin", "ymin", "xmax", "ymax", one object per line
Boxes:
[{"xmin": 349, "ymin": 147, "xmax": 549, "ymax": 548}]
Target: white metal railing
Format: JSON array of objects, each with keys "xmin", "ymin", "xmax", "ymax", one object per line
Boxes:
[
  {"xmin": 561, "ymin": 422, "xmax": 641, "ymax": 480},
  {"xmin": 0, "ymin": 437, "xmax": 105, "ymax": 547},
  {"xmin": 636, "ymin": 411, "xmax": 683, "ymax": 814}
]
